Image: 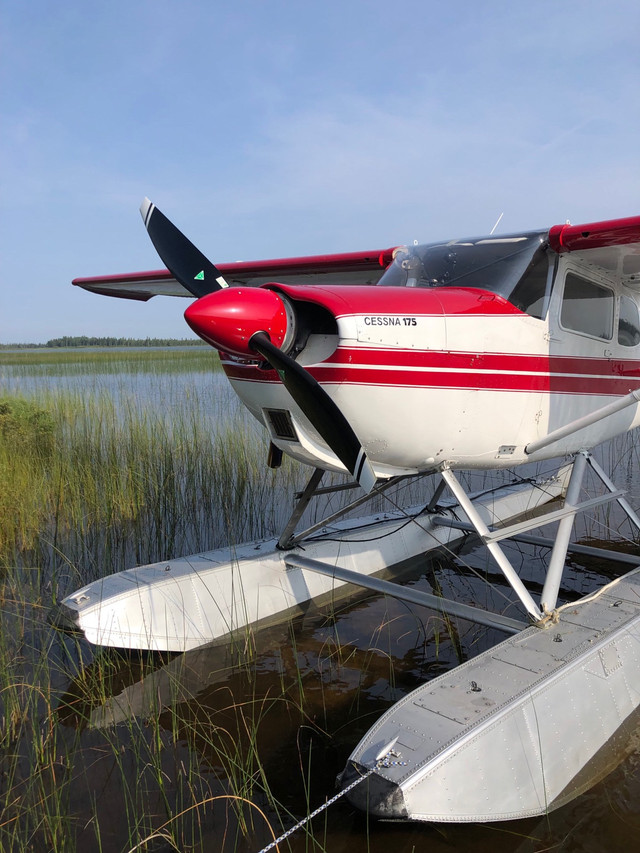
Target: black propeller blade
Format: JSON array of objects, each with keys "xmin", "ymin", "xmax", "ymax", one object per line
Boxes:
[
  {"xmin": 140, "ymin": 198, "xmax": 229, "ymax": 298},
  {"xmin": 140, "ymin": 198, "xmax": 377, "ymax": 492},
  {"xmin": 250, "ymin": 333, "xmax": 377, "ymax": 492}
]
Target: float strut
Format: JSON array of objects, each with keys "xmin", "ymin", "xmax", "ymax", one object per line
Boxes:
[
  {"xmin": 540, "ymin": 451, "xmax": 588, "ymax": 613},
  {"xmin": 439, "ymin": 466, "xmax": 543, "ymax": 622},
  {"xmin": 586, "ymin": 453, "xmax": 640, "ymax": 534},
  {"xmin": 277, "ymin": 468, "xmax": 325, "ymax": 550}
]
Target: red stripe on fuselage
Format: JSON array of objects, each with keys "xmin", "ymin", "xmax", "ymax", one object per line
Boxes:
[
  {"xmin": 220, "ymin": 349, "xmax": 640, "ymax": 396},
  {"xmin": 322, "ymin": 348, "xmax": 640, "ymax": 377}
]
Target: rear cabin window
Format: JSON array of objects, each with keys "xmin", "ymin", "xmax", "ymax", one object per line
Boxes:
[
  {"xmin": 560, "ymin": 274, "xmax": 614, "ymax": 340},
  {"xmin": 618, "ymin": 295, "xmax": 640, "ymax": 347}
]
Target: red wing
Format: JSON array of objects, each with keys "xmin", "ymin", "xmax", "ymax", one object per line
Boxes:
[
  {"xmin": 73, "ymin": 248, "xmax": 397, "ymax": 300},
  {"xmin": 549, "ymin": 215, "xmax": 640, "ymax": 252},
  {"xmin": 549, "ymin": 215, "xmax": 640, "ymax": 277}
]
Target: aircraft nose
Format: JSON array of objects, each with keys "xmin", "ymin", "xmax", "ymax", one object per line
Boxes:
[{"xmin": 184, "ymin": 286, "xmax": 294, "ymax": 357}]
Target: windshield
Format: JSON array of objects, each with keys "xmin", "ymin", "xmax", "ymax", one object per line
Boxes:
[{"xmin": 378, "ymin": 230, "xmax": 553, "ymax": 318}]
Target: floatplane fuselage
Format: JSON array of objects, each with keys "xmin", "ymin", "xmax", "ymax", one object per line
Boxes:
[
  {"xmin": 214, "ymin": 247, "xmax": 640, "ymax": 477},
  {"xmin": 59, "ymin": 204, "xmax": 640, "ymax": 823}
]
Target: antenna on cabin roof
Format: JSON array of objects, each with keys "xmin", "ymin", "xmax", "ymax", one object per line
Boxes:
[{"xmin": 490, "ymin": 212, "xmax": 504, "ymax": 235}]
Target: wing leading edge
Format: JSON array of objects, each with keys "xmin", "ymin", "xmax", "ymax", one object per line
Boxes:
[
  {"xmin": 548, "ymin": 214, "xmax": 640, "ymax": 281},
  {"xmin": 72, "ymin": 249, "xmax": 398, "ymax": 301}
]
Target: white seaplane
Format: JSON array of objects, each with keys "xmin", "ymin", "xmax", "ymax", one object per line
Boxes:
[{"xmin": 58, "ymin": 200, "xmax": 640, "ymax": 823}]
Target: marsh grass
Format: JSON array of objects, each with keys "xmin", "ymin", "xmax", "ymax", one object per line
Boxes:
[
  {"xmin": 0, "ymin": 346, "xmax": 219, "ymax": 376},
  {"xmin": 0, "ymin": 570, "xmax": 286, "ymax": 851},
  {"xmin": 1, "ymin": 349, "xmax": 635, "ymax": 851},
  {"xmin": 0, "ymin": 387, "xmax": 307, "ymax": 597},
  {"xmin": 1, "ymin": 351, "xmax": 424, "ymax": 851},
  {"xmin": 0, "ymin": 352, "xmax": 321, "ymax": 851}
]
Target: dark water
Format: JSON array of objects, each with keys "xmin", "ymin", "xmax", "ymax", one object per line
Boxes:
[{"xmin": 3, "ymin": 353, "xmax": 640, "ymax": 852}]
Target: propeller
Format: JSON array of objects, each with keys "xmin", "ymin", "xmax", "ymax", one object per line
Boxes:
[
  {"xmin": 248, "ymin": 332, "xmax": 377, "ymax": 492},
  {"xmin": 140, "ymin": 199, "xmax": 377, "ymax": 492},
  {"xmin": 140, "ymin": 198, "xmax": 229, "ymax": 297}
]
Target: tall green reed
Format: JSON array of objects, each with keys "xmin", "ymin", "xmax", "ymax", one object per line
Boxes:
[
  {"xmin": 0, "ymin": 346, "xmax": 219, "ymax": 376},
  {"xmin": 0, "ymin": 386, "xmax": 306, "ymax": 599},
  {"xmin": 0, "ymin": 363, "xmax": 338, "ymax": 851}
]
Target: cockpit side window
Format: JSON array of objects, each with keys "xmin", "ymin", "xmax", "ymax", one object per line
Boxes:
[
  {"xmin": 560, "ymin": 274, "xmax": 614, "ymax": 340},
  {"xmin": 507, "ymin": 246, "xmax": 555, "ymax": 320}
]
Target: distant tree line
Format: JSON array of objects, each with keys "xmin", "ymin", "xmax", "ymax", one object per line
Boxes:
[{"xmin": 0, "ymin": 337, "xmax": 206, "ymax": 349}]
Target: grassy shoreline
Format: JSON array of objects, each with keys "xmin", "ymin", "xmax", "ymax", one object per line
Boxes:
[
  {"xmin": 0, "ymin": 338, "xmax": 208, "ymax": 350},
  {"xmin": 0, "ymin": 381, "xmax": 440, "ymax": 851},
  {"xmin": 0, "ymin": 352, "xmax": 451, "ymax": 851},
  {"xmin": 0, "ymin": 346, "xmax": 221, "ymax": 375}
]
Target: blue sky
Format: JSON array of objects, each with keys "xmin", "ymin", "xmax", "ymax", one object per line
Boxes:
[{"xmin": 2, "ymin": 0, "xmax": 639, "ymax": 343}]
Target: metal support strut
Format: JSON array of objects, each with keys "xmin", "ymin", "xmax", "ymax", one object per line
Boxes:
[
  {"xmin": 277, "ymin": 469, "xmax": 408, "ymax": 550},
  {"xmin": 434, "ymin": 450, "xmax": 640, "ymax": 626},
  {"xmin": 540, "ymin": 450, "xmax": 588, "ymax": 613},
  {"xmin": 279, "ymin": 451, "xmax": 640, "ymax": 631},
  {"xmin": 439, "ymin": 466, "xmax": 543, "ymax": 622}
]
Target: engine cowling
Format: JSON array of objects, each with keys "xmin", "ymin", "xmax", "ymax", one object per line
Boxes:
[{"xmin": 184, "ymin": 286, "xmax": 296, "ymax": 357}]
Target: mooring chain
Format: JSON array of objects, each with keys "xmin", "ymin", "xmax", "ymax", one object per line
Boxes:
[{"xmin": 256, "ymin": 742, "xmax": 406, "ymax": 853}]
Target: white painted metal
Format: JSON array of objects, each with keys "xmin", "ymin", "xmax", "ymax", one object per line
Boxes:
[
  {"xmin": 540, "ymin": 450, "xmax": 588, "ymax": 613},
  {"xmin": 434, "ymin": 452, "xmax": 632, "ymax": 623},
  {"xmin": 224, "ymin": 261, "xmax": 640, "ymax": 478},
  {"xmin": 228, "ymin": 369, "xmax": 640, "ymax": 481},
  {"xmin": 587, "ymin": 453, "xmax": 640, "ymax": 533},
  {"xmin": 342, "ymin": 567, "xmax": 640, "ymax": 822},
  {"xmin": 525, "ymin": 389, "xmax": 640, "ymax": 455},
  {"xmin": 285, "ymin": 553, "xmax": 526, "ymax": 634},
  {"xmin": 57, "ymin": 473, "xmax": 567, "ymax": 652}
]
